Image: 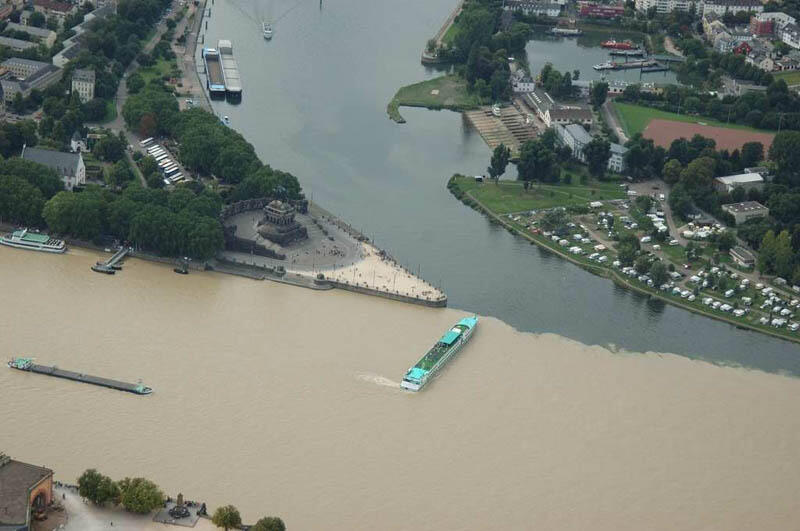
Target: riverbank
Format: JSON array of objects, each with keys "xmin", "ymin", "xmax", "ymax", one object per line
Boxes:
[
  {"xmin": 387, "ymin": 75, "xmax": 479, "ymax": 123},
  {"xmin": 448, "ymin": 175, "xmax": 800, "ymax": 345}
]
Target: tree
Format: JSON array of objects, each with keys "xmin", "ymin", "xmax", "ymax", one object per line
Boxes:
[
  {"xmin": 127, "ymin": 72, "xmax": 145, "ymax": 94},
  {"xmin": 488, "ymin": 143, "xmax": 510, "ymax": 183},
  {"xmin": 29, "ymin": 11, "xmax": 45, "ymax": 27},
  {"xmin": 583, "ymin": 137, "xmax": 611, "ymax": 178},
  {"xmin": 758, "ymin": 230, "xmax": 777, "ymax": 273},
  {"xmin": 117, "ymin": 477, "xmax": 164, "ymax": 514},
  {"xmin": 634, "ymin": 255, "xmax": 651, "ymax": 274},
  {"xmin": 741, "ymin": 141, "xmax": 764, "ymax": 168},
  {"xmin": 78, "ymin": 469, "xmax": 117, "ymax": 505},
  {"xmin": 212, "ymin": 505, "xmax": 242, "ymax": 530},
  {"xmin": 662, "ymin": 158, "xmax": 682, "ymax": 185},
  {"xmin": 774, "ymin": 230, "xmax": 794, "ymax": 278},
  {"xmin": 716, "ymin": 230, "xmax": 736, "ymax": 251},
  {"xmin": 649, "ymin": 260, "xmax": 669, "ymax": 286},
  {"xmin": 769, "ymin": 131, "xmax": 800, "ymax": 186},
  {"xmin": 517, "ymin": 139, "xmax": 556, "ymax": 183},
  {"xmin": 590, "ymin": 81, "xmax": 609, "ymax": 108},
  {"xmin": 108, "ymin": 160, "xmax": 133, "ymax": 187},
  {"xmin": 251, "ymin": 517, "xmax": 286, "ymax": 531}
]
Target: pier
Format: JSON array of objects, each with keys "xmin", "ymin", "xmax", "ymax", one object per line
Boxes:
[
  {"xmin": 8, "ymin": 358, "xmax": 152, "ymax": 395},
  {"xmin": 91, "ymin": 247, "xmax": 128, "ymax": 274},
  {"xmin": 609, "ymin": 49, "xmax": 645, "ymax": 57}
]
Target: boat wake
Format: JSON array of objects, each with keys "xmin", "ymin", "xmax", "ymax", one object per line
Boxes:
[{"xmin": 356, "ymin": 373, "xmax": 401, "ymax": 388}]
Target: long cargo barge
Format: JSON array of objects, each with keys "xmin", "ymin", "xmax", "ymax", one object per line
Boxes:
[
  {"xmin": 202, "ymin": 47, "xmax": 226, "ymax": 95},
  {"xmin": 7, "ymin": 357, "xmax": 153, "ymax": 395},
  {"xmin": 218, "ymin": 39, "xmax": 242, "ymax": 96},
  {"xmin": 401, "ymin": 316, "xmax": 478, "ymax": 391}
]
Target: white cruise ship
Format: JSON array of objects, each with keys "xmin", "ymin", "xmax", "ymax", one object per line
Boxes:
[{"xmin": 0, "ymin": 229, "xmax": 66, "ymax": 253}]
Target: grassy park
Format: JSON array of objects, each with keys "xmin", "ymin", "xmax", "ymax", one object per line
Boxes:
[
  {"xmin": 773, "ymin": 70, "xmax": 800, "ymax": 85},
  {"xmin": 612, "ymin": 102, "xmax": 764, "ymax": 137},
  {"xmin": 387, "ymin": 75, "xmax": 479, "ymax": 123},
  {"xmin": 448, "ymin": 174, "xmax": 625, "ymax": 214}
]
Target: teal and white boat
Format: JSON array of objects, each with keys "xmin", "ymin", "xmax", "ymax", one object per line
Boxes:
[
  {"xmin": 0, "ymin": 229, "xmax": 65, "ymax": 253},
  {"xmin": 401, "ymin": 316, "xmax": 478, "ymax": 391}
]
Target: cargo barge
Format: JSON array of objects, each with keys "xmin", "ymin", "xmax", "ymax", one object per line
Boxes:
[
  {"xmin": 202, "ymin": 47, "xmax": 226, "ymax": 95},
  {"xmin": 8, "ymin": 357, "xmax": 153, "ymax": 395},
  {"xmin": 401, "ymin": 316, "xmax": 478, "ymax": 391},
  {"xmin": 218, "ymin": 39, "xmax": 242, "ymax": 97}
]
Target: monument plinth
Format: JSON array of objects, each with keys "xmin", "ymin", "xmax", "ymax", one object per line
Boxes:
[{"xmin": 257, "ymin": 200, "xmax": 308, "ymax": 244}]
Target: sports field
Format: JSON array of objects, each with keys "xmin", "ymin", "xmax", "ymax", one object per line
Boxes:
[
  {"xmin": 643, "ymin": 119, "xmax": 775, "ymax": 150},
  {"xmin": 613, "ymin": 102, "xmax": 775, "ymax": 149}
]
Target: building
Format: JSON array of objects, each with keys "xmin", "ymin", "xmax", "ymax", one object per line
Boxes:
[
  {"xmin": 5, "ymin": 22, "xmax": 57, "ymax": 47},
  {"xmin": 578, "ymin": 2, "xmax": 625, "ymax": 18},
  {"xmin": 256, "ymin": 200, "xmax": 308, "ymax": 244},
  {"xmin": 0, "ymin": 36, "xmax": 37, "ymax": 51},
  {"xmin": 634, "ymin": 0, "xmax": 698, "ymax": 14},
  {"xmin": 0, "ymin": 453, "xmax": 54, "ymax": 531},
  {"xmin": 702, "ymin": 0, "xmax": 763, "ymax": 16},
  {"xmin": 503, "ymin": 0, "xmax": 562, "ymax": 17},
  {"xmin": 555, "ymin": 123, "xmax": 628, "ymax": 172},
  {"xmin": 722, "ymin": 201, "xmax": 769, "ymax": 224},
  {"xmin": 545, "ymin": 107, "xmax": 593, "ymax": 127},
  {"xmin": 608, "ymin": 142, "xmax": 628, "ymax": 173},
  {"xmin": 0, "ymin": 58, "xmax": 62, "ymax": 104},
  {"xmin": 714, "ymin": 172, "xmax": 764, "ymax": 193},
  {"xmin": 750, "ymin": 15, "xmax": 774, "ymax": 36},
  {"xmin": 730, "ymin": 245, "xmax": 756, "ymax": 267},
  {"xmin": 32, "ymin": 0, "xmax": 77, "ymax": 28},
  {"xmin": 0, "ymin": 3, "xmax": 11, "ymax": 21},
  {"xmin": 714, "ymin": 32, "xmax": 736, "ymax": 53},
  {"xmin": 781, "ymin": 23, "xmax": 800, "ymax": 49},
  {"xmin": 526, "ymin": 87, "xmax": 556, "ymax": 122},
  {"xmin": 733, "ymin": 41, "xmax": 752, "ymax": 54},
  {"xmin": 21, "ymin": 146, "xmax": 85, "ymax": 190},
  {"xmin": 71, "ymin": 68, "xmax": 94, "ymax": 103},
  {"xmin": 51, "ymin": 4, "xmax": 115, "ymax": 67}
]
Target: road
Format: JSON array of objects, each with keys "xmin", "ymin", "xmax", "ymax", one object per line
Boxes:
[
  {"xmin": 601, "ymin": 100, "xmax": 628, "ymax": 144},
  {"xmin": 663, "ymin": 36, "xmax": 684, "ymax": 57}
]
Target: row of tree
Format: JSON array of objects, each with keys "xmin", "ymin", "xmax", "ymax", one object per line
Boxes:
[
  {"xmin": 211, "ymin": 504, "xmax": 286, "ymax": 531},
  {"xmin": 78, "ymin": 469, "xmax": 164, "ymax": 514}
]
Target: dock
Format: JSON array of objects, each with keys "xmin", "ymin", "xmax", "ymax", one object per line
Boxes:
[
  {"xmin": 609, "ymin": 49, "xmax": 645, "ymax": 57},
  {"xmin": 7, "ymin": 358, "xmax": 152, "ymax": 395},
  {"xmin": 463, "ymin": 105, "xmax": 538, "ymax": 158},
  {"xmin": 91, "ymin": 247, "xmax": 128, "ymax": 274}
]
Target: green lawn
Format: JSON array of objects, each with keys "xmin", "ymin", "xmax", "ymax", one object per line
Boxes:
[
  {"xmin": 137, "ymin": 58, "xmax": 179, "ymax": 86},
  {"xmin": 441, "ymin": 23, "xmax": 459, "ymax": 45},
  {"xmin": 612, "ymin": 102, "xmax": 766, "ymax": 137},
  {"xmin": 451, "ymin": 175, "xmax": 625, "ymax": 214},
  {"xmin": 773, "ymin": 70, "xmax": 800, "ymax": 85},
  {"xmin": 387, "ymin": 75, "xmax": 480, "ymax": 123},
  {"xmin": 98, "ymin": 99, "xmax": 117, "ymax": 123}
]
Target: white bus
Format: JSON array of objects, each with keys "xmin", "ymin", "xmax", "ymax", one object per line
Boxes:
[
  {"xmin": 165, "ymin": 166, "xmax": 180, "ymax": 176},
  {"xmin": 146, "ymin": 146, "xmax": 162, "ymax": 153},
  {"xmin": 158, "ymin": 159, "xmax": 173, "ymax": 167},
  {"xmin": 149, "ymin": 148, "xmax": 166, "ymax": 156},
  {"xmin": 163, "ymin": 162, "xmax": 178, "ymax": 172},
  {"xmin": 139, "ymin": 137, "xmax": 154, "ymax": 147},
  {"xmin": 155, "ymin": 153, "xmax": 169, "ymax": 162},
  {"xmin": 169, "ymin": 173, "xmax": 184, "ymax": 182}
]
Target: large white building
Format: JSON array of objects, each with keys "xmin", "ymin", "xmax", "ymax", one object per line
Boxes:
[
  {"xmin": 503, "ymin": 0, "xmax": 562, "ymax": 17},
  {"xmin": 555, "ymin": 123, "xmax": 628, "ymax": 173},
  {"xmin": 702, "ymin": 0, "xmax": 763, "ymax": 16},
  {"xmin": 635, "ymin": 0, "xmax": 697, "ymax": 14},
  {"xmin": 71, "ymin": 68, "xmax": 95, "ymax": 103},
  {"xmin": 714, "ymin": 172, "xmax": 764, "ymax": 193}
]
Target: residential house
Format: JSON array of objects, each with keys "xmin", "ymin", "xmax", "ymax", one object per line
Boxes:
[
  {"xmin": 32, "ymin": 0, "xmax": 77, "ymax": 28},
  {"xmin": 71, "ymin": 68, "xmax": 94, "ymax": 103},
  {"xmin": 578, "ymin": 2, "xmax": 625, "ymax": 18},
  {"xmin": 608, "ymin": 142, "xmax": 628, "ymax": 173},
  {"xmin": 714, "ymin": 32, "xmax": 736, "ymax": 53},
  {"xmin": 545, "ymin": 107, "xmax": 593, "ymax": 127},
  {"xmin": 21, "ymin": 146, "xmax": 85, "ymax": 190},
  {"xmin": 5, "ymin": 22, "xmax": 57, "ymax": 47},
  {"xmin": 781, "ymin": 23, "xmax": 800, "ymax": 49},
  {"xmin": 503, "ymin": 0, "xmax": 562, "ymax": 17},
  {"xmin": 0, "ymin": 36, "xmax": 37, "ymax": 51},
  {"xmin": 702, "ymin": 0, "xmax": 763, "ymax": 17},
  {"xmin": 635, "ymin": 0, "xmax": 699, "ymax": 14},
  {"xmin": 52, "ymin": 4, "xmax": 115, "ymax": 67},
  {"xmin": 733, "ymin": 41, "xmax": 752, "ymax": 54},
  {"xmin": 722, "ymin": 201, "xmax": 769, "ymax": 224}
]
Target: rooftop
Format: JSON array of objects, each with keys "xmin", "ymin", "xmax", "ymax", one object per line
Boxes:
[
  {"xmin": 2, "ymin": 57, "xmax": 50, "ymax": 69},
  {"xmin": 33, "ymin": 0, "xmax": 74, "ymax": 12},
  {"xmin": 722, "ymin": 201, "xmax": 768, "ymax": 213},
  {"xmin": 21, "ymin": 147, "xmax": 81, "ymax": 175},
  {"xmin": 549, "ymin": 107, "xmax": 593, "ymax": 122},
  {"xmin": 5, "ymin": 22, "xmax": 56, "ymax": 39},
  {"xmin": 716, "ymin": 172, "xmax": 764, "ymax": 185},
  {"xmin": 72, "ymin": 68, "xmax": 95, "ymax": 83},
  {"xmin": 704, "ymin": 0, "xmax": 762, "ymax": 5},
  {"xmin": 0, "ymin": 36, "xmax": 36, "ymax": 50},
  {"xmin": 0, "ymin": 455, "xmax": 52, "ymax": 526},
  {"xmin": 564, "ymin": 123, "xmax": 592, "ymax": 143}
]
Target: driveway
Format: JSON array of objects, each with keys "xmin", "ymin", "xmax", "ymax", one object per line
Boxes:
[{"xmin": 602, "ymin": 100, "xmax": 628, "ymax": 144}]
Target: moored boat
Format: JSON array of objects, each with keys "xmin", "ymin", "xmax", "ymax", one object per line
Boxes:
[
  {"xmin": 601, "ymin": 39, "xmax": 636, "ymax": 50},
  {"xmin": 401, "ymin": 316, "xmax": 478, "ymax": 391},
  {"xmin": 0, "ymin": 229, "xmax": 65, "ymax": 253},
  {"xmin": 550, "ymin": 27, "xmax": 582, "ymax": 36}
]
